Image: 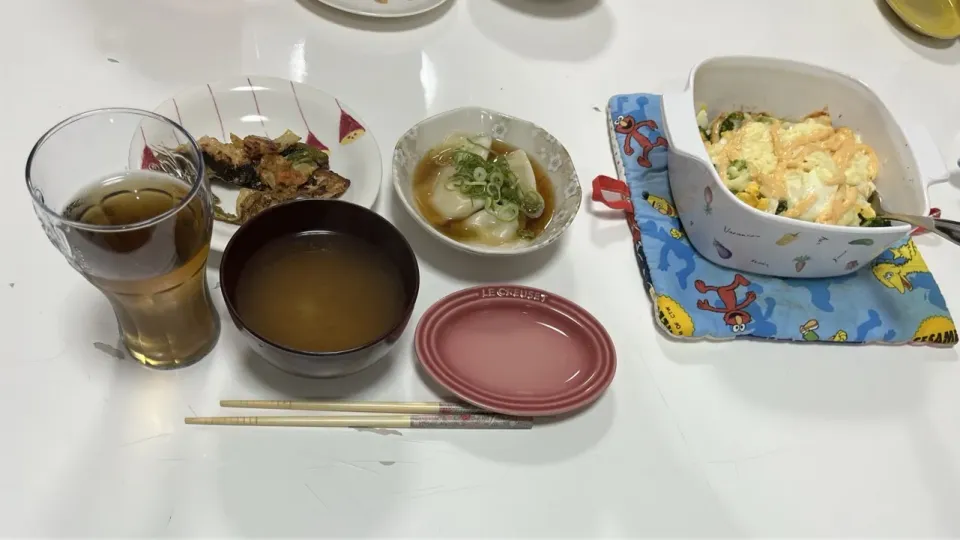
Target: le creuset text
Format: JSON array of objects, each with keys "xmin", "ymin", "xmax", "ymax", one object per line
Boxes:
[{"xmin": 480, "ymin": 287, "xmax": 548, "ymax": 303}]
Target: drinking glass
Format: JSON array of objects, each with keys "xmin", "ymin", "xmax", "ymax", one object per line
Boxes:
[{"xmin": 26, "ymin": 108, "xmax": 220, "ymax": 369}]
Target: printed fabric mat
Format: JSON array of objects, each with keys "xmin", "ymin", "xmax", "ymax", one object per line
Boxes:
[{"xmin": 602, "ymin": 93, "xmax": 956, "ymax": 346}]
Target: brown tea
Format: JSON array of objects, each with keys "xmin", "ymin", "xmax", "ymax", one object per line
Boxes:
[
  {"xmin": 63, "ymin": 171, "xmax": 219, "ymax": 368},
  {"xmin": 234, "ymin": 232, "xmax": 407, "ymax": 352}
]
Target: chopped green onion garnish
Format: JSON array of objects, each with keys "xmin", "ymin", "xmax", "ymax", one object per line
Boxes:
[{"xmin": 443, "ymin": 148, "xmax": 545, "ymax": 221}]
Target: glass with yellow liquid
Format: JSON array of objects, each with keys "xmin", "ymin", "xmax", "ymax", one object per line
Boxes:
[{"xmin": 26, "ymin": 108, "xmax": 220, "ymax": 369}]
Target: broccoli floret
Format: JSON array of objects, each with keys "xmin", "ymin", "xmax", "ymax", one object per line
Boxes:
[
  {"xmin": 719, "ymin": 112, "xmax": 745, "ymax": 134},
  {"xmin": 861, "ymin": 216, "xmax": 892, "ymax": 227},
  {"xmin": 725, "ymin": 159, "xmax": 752, "ymax": 191}
]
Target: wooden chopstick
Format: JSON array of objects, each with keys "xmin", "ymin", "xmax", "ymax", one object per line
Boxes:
[
  {"xmin": 220, "ymin": 399, "xmax": 486, "ymax": 415},
  {"xmin": 186, "ymin": 414, "xmax": 533, "ymax": 429}
]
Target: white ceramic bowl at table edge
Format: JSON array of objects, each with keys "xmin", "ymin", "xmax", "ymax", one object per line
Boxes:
[
  {"xmin": 661, "ymin": 56, "xmax": 952, "ymax": 279},
  {"xmin": 392, "ymin": 107, "xmax": 582, "ymax": 256}
]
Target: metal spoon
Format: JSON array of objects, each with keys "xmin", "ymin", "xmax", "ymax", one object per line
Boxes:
[{"xmin": 869, "ymin": 191, "xmax": 960, "ymax": 245}]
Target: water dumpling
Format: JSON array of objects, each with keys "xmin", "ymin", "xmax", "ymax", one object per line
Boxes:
[
  {"xmin": 505, "ymin": 150, "xmax": 537, "ymax": 193},
  {"xmin": 462, "ymin": 208, "xmax": 520, "ymax": 245},
  {"xmin": 429, "ymin": 135, "xmax": 493, "ymax": 220},
  {"xmin": 430, "ymin": 167, "xmax": 484, "ymax": 219},
  {"xmin": 413, "ymin": 132, "xmax": 554, "ymax": 248},
  {"xmin": 437, "ymin": 134, "xmax": 492, "ymax": 160},
  {"xmin": 505, "ymin": 150, "xmax": 544, "ymax": 219}
]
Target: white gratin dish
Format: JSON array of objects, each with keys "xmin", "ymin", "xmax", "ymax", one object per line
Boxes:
[{"xmin": 661, "ymin": 56, "xmax": 952, "ymax": 278}]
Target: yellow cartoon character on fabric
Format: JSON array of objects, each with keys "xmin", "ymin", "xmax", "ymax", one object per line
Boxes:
[
  {"xmin": 872, "ymin": 240, "xmax": 929, "ymax": 294},
  {"xmin": 799, "ymin": 319, "xmax": 847, "ymax": 342},
  {"xmin": 656, "ymin": 295, "xmax": 695, "ymax": 337},
  {"xmin": 641, "ymin": 191, "xmax": 677, "ymax": 217},
  {"xmin": 669, "ymin": 228, "xmax": 684, "ymax": 240},
  {"xmin": 913, "ymin": 316, "xmax": 958, "ymax": 345}
]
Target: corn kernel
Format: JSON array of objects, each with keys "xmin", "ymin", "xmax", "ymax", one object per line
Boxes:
[
  {"xmin": 744, "ymin": 182, "xmax": 760, "ymax": 196},
  {"xmin": 737, "ymin": 192, "xmax": 760, "ymax": 208}
]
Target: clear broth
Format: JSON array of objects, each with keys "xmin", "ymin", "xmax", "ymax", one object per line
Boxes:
[
  {"xmin": 412, "ymin": 139, "xmax": 555, "ymax": 244},
  {"xmin": 234, "ymin": 232, "xmax": 407, "ymax": 352}
]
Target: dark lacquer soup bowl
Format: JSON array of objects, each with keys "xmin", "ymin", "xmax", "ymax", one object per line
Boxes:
[{"xmin": 220, "ymin": 199, "xmax": 420, "ymax": 378}]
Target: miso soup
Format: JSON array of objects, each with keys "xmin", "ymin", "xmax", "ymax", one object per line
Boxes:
[{"xmin": 234, "ymin": 232, "xmax": 407, "ymax": 352}]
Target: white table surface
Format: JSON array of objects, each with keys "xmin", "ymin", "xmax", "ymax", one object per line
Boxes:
[{"xmin": 3, "ymin": 0, "xmax": 960, "ymax": 537}]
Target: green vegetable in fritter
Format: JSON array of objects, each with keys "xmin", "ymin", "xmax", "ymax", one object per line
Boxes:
[{"xmin": 719, "ymin": 112, "xmax": 745, "ymax": 134}]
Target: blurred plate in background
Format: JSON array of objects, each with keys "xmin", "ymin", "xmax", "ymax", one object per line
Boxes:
[
  {"xmin": 886, "ymin": 0, "xmax": 960, "ymax": 39},
  {"xmin": 313, "ymin": 0, "xmax": 450, "ymax": 18}
]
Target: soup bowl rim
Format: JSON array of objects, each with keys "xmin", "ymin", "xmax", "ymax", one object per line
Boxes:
[{"xmin": 219, "ymin": 198, "xmax": 421, "ymax": 358}]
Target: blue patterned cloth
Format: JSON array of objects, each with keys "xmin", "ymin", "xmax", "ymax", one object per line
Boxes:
[{"xmin": 607, "ymin": 93, "xmax": 956, "ymax": 346}]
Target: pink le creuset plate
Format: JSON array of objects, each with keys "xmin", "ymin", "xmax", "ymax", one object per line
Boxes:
[{"xmin": 415, "ymin": 285, "xmax": 616, "ymax": 417}]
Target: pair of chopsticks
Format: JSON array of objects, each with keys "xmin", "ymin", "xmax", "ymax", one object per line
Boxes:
[{"xmin": 184, "ymin": 400, "xmax": 533, "ymax": 430}]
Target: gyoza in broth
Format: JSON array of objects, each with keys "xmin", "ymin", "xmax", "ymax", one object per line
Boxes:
[{"xmin": 413, "ymin": 134, "xmax": 555, "ymax": 246}]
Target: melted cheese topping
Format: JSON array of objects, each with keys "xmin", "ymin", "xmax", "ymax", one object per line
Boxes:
[{"xmin": 702, "ymin": 109, "xmax": 879, "ymax": 226}]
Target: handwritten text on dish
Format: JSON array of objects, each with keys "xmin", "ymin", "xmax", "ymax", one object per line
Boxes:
[{"xmin": 723, "ymin": 226, "xmax": 760, "ymax": 239}]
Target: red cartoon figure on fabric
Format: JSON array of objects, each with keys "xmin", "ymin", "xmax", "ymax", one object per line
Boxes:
[
  {"xmin": 614, "ymin": 115, "xmax": 669, "ymax": 168},
  {"xmin": 694, "ymin": 274, "xmax": 757, "ymax": 333}
]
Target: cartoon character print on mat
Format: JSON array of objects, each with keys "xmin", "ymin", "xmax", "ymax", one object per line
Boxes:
[
  {"xmin": 793, "ymin": 273, "xmax": 856, "ymax": 312},
  {"xmin": 913, "ymin": 316, "xmax": 958, "ymax": 345},
  {"xmin": 799, "ymin": 319, "xmax": 848, "ymax": 342},
  {"xmin": 872, "ymin": 240, "xmax": 947, "ymax": 312},
  {"xmin": 608, "ymin": 93, "xmax": 956, "ymax": 347},
  {"xmin": 640, "ymin": 220, "xmax": 696, "ymax": 290},
  {"xmin": 614, "ymin": 115, "xmax": 669, "ymax": 168},
  {"xmin": 641, "ymin": 192, "xmax": 677, "ymax": 217},
  {"xmin": 627, "ymin": 215, "xmax": 654, "ymax": 289},
  {"xmin": 656, "ymin": 295, "xmax": 695, "ymax": 337},
  {"xmin": 694, "ymin": 274, "xmax": 757, "ymax": 333},
  {"xmin": 743, "ymin": 281, "xmax": 777, "ymax": 337},
  {"xmin": 854, "ymin": 310, "xmax": 896, "ymax": 342}
]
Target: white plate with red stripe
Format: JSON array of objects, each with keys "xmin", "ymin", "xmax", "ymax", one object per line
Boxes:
[{"xmin": 152, "ymin": 75, "xmax": 382, "ymax": 252}]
